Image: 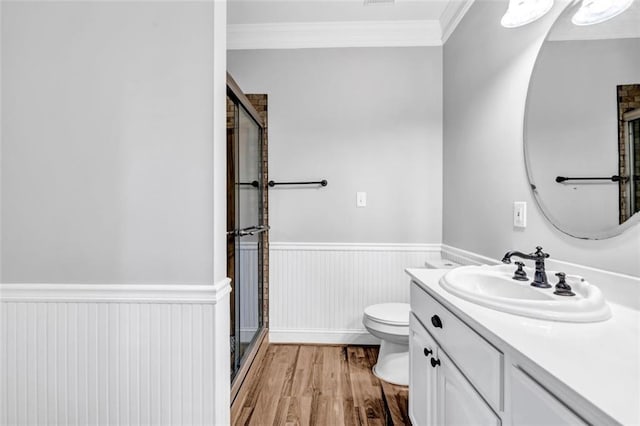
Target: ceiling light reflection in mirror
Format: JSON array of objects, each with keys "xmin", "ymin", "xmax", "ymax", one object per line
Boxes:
[
  {"xmin": 572, "ymin": 0, "xmax": 635, "ymax": 25},
  {"xmin": 501, "ymin": 0, "xmax": 636, "ymax": 27},
  {"xmin": 501, "ymin": 0, "xmax": 555, "ymax": 27}
]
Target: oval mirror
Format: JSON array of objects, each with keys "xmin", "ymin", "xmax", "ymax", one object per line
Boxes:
[{"xmin": 525, "ymin": 0, "xmax": 640, "ymax": 239}]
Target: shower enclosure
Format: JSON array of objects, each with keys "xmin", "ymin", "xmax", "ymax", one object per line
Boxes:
[{"xmin": 227, "ymin": 75, "xmax": 267, "ymax": 390}]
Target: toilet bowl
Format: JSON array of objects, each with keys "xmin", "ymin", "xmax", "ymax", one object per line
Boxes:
[{"xmin": 363, "ymin": 303, "xmax": 410, "ymax": 386}]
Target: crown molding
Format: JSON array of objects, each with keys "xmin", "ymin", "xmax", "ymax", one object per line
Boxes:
[
  {"xmin": 227, "ymin": 20, "xmax": 443, "ymax": 50},
  {"xmin": 227, "ymin": 0, "xmax": 476, "ymax": 50},
  {"xmin": 440, "ymin": 0, "xmax": 476, "ymax": 44}
]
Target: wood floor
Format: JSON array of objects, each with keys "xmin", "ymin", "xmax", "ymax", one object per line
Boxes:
[{"xmin": 231, "ymin": 344, "xmax": 410, "ymax": 426}]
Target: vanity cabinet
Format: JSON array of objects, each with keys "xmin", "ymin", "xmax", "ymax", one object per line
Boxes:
[
  {"xmin": 411, "ymin": 281, "xmax": 503, "ymax": 410},
  {"xmin": 410, "ymin": 280, "xmax": 594, "ymax": 426},
  {"xmin": 510, "ymin": 367, "xmax": 587, "ymax": 426},
  {"xmin": 436, "ymin": 349, "xmax": 500, "ymax": 426},
  {"xmin": 409, "ymin": 314, "xmax": 437, "ymax": 426},
  {"xmin": 409, "ymin": 313, "xmax": 499, "ymax": 426}
]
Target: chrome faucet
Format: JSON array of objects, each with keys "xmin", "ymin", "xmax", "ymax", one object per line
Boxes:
[{"xmin": 502, "ymin": 246, "xmax": 551, "ymax": 288}]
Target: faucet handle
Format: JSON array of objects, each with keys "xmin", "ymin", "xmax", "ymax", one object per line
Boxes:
[
  {"xmin": 512, "ymin": 261, "xmax": 528, "ymax": 281},
  {"xmin": 553, "ymin": 272, "xmax": 575, "ymax": 296},
  {"xmin": 533, "ymin": 246, "xmax": 550, "ymax": 258}
]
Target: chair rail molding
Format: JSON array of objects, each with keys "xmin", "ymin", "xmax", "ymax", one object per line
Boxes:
[{"xmin": 0, "ymin": 279, "xmax": 232, "ymax": 304}]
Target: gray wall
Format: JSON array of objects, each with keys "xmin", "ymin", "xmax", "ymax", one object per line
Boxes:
[
  {"xmin": 443, "ymin": 0, "xmax": 640, "ymax": 277},
  {"xmin": 1, "ymin": 2, "xmax": 217, "ymax": 283},
  {"xmin": 228, "ymin": 47, "xmax": 443, "ymax": 243}
]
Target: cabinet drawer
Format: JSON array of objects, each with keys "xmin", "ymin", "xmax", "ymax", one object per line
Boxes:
[{"xmin": 411, "ymin": 281, "xmax": 503, "ymax": 410}]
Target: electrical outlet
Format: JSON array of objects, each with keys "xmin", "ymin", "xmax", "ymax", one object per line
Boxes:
[{"xmin": 514, "ymin": 201, "xmax": 527, "ymax": 228}]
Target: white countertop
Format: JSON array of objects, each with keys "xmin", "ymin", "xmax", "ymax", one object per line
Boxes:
[{"xmin": 406, "ymin": 268, "xmax": 640, "ymax": 426}]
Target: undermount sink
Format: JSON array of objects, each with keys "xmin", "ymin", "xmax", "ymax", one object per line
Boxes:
[{"xmin": 439, "ymin": 264, "xmax": 611, "ymax": 322}]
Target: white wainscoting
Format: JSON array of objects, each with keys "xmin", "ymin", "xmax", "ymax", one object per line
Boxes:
[
  {"xmin": 269, "ymin": 243, "xmax": 441, "ymax": 344},
  {"xmin": 0, "ymin": 279, "xmax": 231, "ymax": 426},
  {"xmin": 269, "ymin": 242, "xmax": 640, "ymax": 343}
]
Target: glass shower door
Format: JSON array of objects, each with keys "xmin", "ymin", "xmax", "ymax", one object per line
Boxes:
[{"xmin": 229, "ymin": 102, "xmax": 265, "ymax": 380}]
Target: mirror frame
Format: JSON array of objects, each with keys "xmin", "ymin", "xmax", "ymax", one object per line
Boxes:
[{"xmin": 523, "ymin": 0, "xmax": 640, "ymax": 240}]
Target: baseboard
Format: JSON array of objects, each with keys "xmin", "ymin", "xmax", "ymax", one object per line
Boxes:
[{"xmin": 269, "ymin": 329, "xmax": 379, "ymax": 345}]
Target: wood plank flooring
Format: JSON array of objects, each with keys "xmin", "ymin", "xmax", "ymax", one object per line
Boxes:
[{"xmin": 232, "ymin": 344, "xmax": 410, "ymax": 426}]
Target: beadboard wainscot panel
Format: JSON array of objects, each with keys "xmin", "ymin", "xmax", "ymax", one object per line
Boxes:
[
  {"xmin": 0, "ymin": 279, "xmax": 231, "ymax": 426},
  {"xmin": 269, "ymin": 243, "xmax": 441, "ymax": 343}
]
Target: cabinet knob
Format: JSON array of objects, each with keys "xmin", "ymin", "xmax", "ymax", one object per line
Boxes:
[
  {"xmin": 431, "ymin": 315, "xmax": 443, "ymax": 328},
  {"xmin": 430, "ymin": 357, "xmax": 441, "ymax": 368},
  {"xmin": 423, "ymin": 348, "xmax": 433, "ymax": 357}
]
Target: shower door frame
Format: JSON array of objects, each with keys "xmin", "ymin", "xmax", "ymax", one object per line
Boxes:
[
  {"xmin": 623, "ymin": 109, "xmax": 640, "ymax": 217},
  {"xmin": 227, "ymin": 73, "xmax": 269, "ymax": 403}
]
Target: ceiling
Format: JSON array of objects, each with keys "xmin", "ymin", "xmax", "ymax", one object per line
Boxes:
[{"xmin": 227, "ymin": 0, "xmax": 475, "ymax": 49}]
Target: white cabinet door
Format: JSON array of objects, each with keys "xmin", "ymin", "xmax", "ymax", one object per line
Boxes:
[
  {"xmin": 409, "ymin": 314, "xmax": 438, "ymax": 426},
  {"xmin": 436, "ymin": 350, "xmax": 501, "ymax": 426},
  {"xmin": 511, "ymin": 367, "xmax": 587, "ymax": 426}
]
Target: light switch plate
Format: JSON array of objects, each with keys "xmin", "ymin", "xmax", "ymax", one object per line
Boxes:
[
  {"xmin": 514, "ymin": 201, "xmax": 527, "ymax": 228},
  {"xmin": 357, "ymin": 192, "xmax": 367, "ymax": 207}
]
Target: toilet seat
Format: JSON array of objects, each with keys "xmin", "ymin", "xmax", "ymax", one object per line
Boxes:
[
  {"xmin": 363, "ymin": 303, "xmax": 410, "ymax": 326},
  {"xmin": 362, "ymin": 302, "xmax": 410, "ymax": 386}
]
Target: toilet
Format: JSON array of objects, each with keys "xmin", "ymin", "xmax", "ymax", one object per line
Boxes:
[{"xmin": 363, "ymin": 302, "xmax": 410, "ymax": 386}]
